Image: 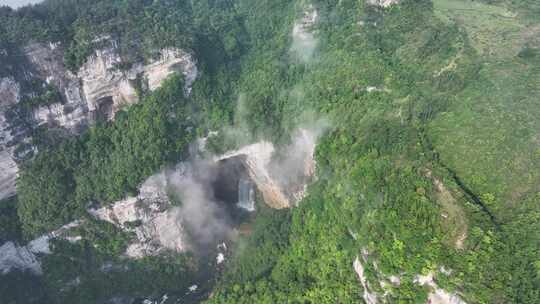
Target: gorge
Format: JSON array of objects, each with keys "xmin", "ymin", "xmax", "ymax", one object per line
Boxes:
[{"xmin": 1, "ymin": 0, "xmax": 539, "ymax": 303}]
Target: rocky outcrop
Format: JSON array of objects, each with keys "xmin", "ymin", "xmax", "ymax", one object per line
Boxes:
[
  {"xmin": 0, "ymin": 149, "xmax": 17, "ymax": 200},
  {"xmin": 0, "ymin": 40, "xmax": 197, "ymax": 200},
  {"xmin": 354, "ymin": 255, "xmax": 378, "ymax": 304},
  {"xmin": 353, "ymin": 248, "xmax": 467, "ymax": 304},
  {"xmin": 0, "ymin": 77, "xmax": 21, "ymax": 200},
  {"xmin": 0, "ymin": 237, "xmax": 49, "ymax": 275},
  {"xmin": 76, "ymin": 42, "xmax": 137, "ymax": 121},
  {"xmin": 415, "ymin": 272, "xmax": 467, "ymax": 304},
  {"xmin": 90, "ymin": 173, "xmax": 188, "ymax": 258},
  {"xmin": 0, "ymin": 167, "xmax": 189, "ymax": 274},
  {"xmin": 367, "ymin": 0, "xmax": 400, "ymax": 8},
  {"xmin": 217, "ymin": 141, "xmax": 291, "ymax": 208},
  {"xmin": 215, "ymin": 128, "xmax": 320, "ymax": 209},
  {"xmin": 0, "ymin": 221, "xmax": 79, "ymax": 275},
  {"xmin": 28, "ymin": 41, "xmax": 197, "ymax": 127},
  {"xmin": 144, "ymin": 48, "xmax": 198, "ymax": 94},
  {"xmin": 25, "ymin": 42, "xmax": 90, "ymax": 129},
  {"xmin": 0, "ymin": 77, "xmax": 20, "ymax": 105}
]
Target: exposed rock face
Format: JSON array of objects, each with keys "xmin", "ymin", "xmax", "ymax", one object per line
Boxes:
[
  {"xmin": 0, "ymin": 40, "xmax": 197, "ymax": 200},
  {"xmin": 29, "ymin": 42, "xmax": 197, "ymax": 127},
  {"xmin": 144, "ymin": 48, "xmax": 198, "ymax": 94},
  {"xmin": 0, "ymin": 77, "xmax": 21, "ymax": 200},
  {"xmin": 367, "ymin": 0, "xmax": 400, "ymax": 8},
  {"xmin": 353, "ymin": 255, "xmax": 378, "ymax": 304},
  {"xmin": 0, "ymin": 239, "xmax": 47, "ymax": 275},
  {"xmin": 25, "ymin": 42, "xmax": 88, "ymax": 129},
  {"xmin": 76, "ymin": 43, "xmax": 137, "ymax": 121},
  {"xmin": 0, "ymin": 77, "xmax": 20, "ymax": 105},
  {"xmin": 215, "ymin": 128, "xmax": 320, "ymax": 209},
  {"xmin": 90, "ymin": 174, "xmax": 188, "ymax": 258},
  {"xmin": 415, "ymin": 272, "xmax": 467, "ymax": 304},
  {"xmin": 353, "ymin": 248, "xmax": 379, "ymax": 304},
  {"xmin": 353, "ymin": 248, "xmax": 467, "ymax": 304},
  {"xmin": 0, "ymin": 149, "xmax": 17, "ymax": 200},
  {"xmin": 217, "ymin": 141, "xmax": 291, "ymax": 208},
  {"xmin": 0, "ymin": 221, "xmax": 79, "ymax": 275}
]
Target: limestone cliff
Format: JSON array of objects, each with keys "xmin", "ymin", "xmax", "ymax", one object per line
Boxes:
[
  {"xmin": 0, "ymin": 221, "xmax": 79, "ymax": 275},
  {"xmin": 367, "ymin": 0, "xmax": 401, "ymax": 8},
  {"xmin": 0, "ymin": 77, "xmax": 20, "ymax": 200},
  {"xmin": 89, "ymin": 174, "xmax": 189, "ymax": 259},
  {"xmin": 90, "ymin": 198, "xmax": 187, "ymax": 259},
  {"xmin": 0, "ymin": 40, "xmax": 197, "ymax": 200},
  {"xmin": 216, "ymin": 141, "xmax": 290, "ymax": 209},
  {"xmin": 353, "ymin": 248, "xmax": 467, "ymax": 304},
  {"xmin": 215, "ymin": 128, "xmax": 320, "ymax": 209}
]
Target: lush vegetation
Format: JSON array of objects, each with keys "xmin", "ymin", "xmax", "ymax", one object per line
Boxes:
[
  {"xmin": 19, "ymin": 83, "xmax": 63, "ymax": 109},
  {"xmin": 0, "ymin": 197, "xmax": 22, "ymax": 243},
  {"xmin": 0, "ymin": 0, "xmax": 194, "ymax": 71},
  {"xmin": 1, "ymin": 0, "xmax": 539, "ymax": 303},
  {"xmin": 17, "ymin": 75, "xmax": 193, "ymax": 236},
  {"xmin": 39, "ymin": 235, "xmax": 198, "ymax": 304},
  {"xmin": 206, "ymin": 0, "xmax": 540, "ymax": 303}
]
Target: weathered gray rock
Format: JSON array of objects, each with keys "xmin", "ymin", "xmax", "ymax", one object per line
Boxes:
[
  {"xmin": 0, "ymin": 149, "xmax": 17, "ymax": 201},
  {"xmin": 215, "ymin": 128, "xmax": 320, "ymax": 209},
  {"xmin": 0, "ymin": 77, "xmax": 20, "ymax": 105},
  {"xmin": 367, "ymin": 0, "xmax": 400, "ymax": 8},
  {"xmin": 29, "ymin": 41, "xmax": 197, "ymax": 127},
  {"xmin": 90, "ymin": 174, "xmax": 188, "ymax": 258},
  {"xmin": 77, "ymin": 42, "xmax": 137, "ymax": 121},
  {"xmin": 144, "ymin": 48, "xmax": 198, "ymax": 94},
  {"xmin": 353, "ymin": 255, "xmax": 378, "ymax": 304},
  {"xmin": 352, "ymin": 248, "xmax": 467, "ymax": 304},
  {"xmin": 0, "ymin": 221, "xmax": 79, "ymax": 275},
  {"xmin": 0, "ymin": 77, "xmax": 21, "ymax": 200},
  {"xmin": 0, "ymin": 40, "xmax": 198, "ymax": 200},
  {"xmin": 0, "ymin": 241, "xmax": 43, "ymax": 275}
]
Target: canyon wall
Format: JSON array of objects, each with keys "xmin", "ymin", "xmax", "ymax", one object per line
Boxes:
[{"xmin": 0, "ymin": 40, "xmax": 197, "ymax": 200}]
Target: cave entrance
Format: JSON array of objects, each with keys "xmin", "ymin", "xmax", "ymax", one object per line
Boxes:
[
  {"xmin": 211, "ymin": 156, "xmax": 255, "ymax": 221},
  {"xmin": 95, "ymin": 96, "xmax": 114, "ymax": 121}
]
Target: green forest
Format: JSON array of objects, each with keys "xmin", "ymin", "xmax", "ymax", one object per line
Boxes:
[{"xmin": 0, "ymin": 0, "xmax": 539, "ymax": 303}]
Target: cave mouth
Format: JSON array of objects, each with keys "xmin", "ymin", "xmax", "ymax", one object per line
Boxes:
[
  {"xmin": 95, "ymin": 96, "xmax": 114, "ymax": 121},
  {"xmin": 211, "ymin": 156, "xmax": 255, "ymax": 222}
]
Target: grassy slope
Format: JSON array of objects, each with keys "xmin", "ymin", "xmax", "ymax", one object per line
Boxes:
[
  {"xmin": 425, "ymin": 1, "xmax": 540, "ymax": 302},
  {"xmin": 429, "ymin": 0, "xmax": 540, "ymax": 220}
]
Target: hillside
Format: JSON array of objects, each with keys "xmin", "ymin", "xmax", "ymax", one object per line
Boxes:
[{"xmin": 0, "ymin": 0, "xmax": 538, "ymax": 303}]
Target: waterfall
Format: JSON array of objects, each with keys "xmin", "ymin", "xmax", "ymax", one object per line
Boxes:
[{"xmin": 237, "ymin": 178, "xmax": 255, "ymax": 212}]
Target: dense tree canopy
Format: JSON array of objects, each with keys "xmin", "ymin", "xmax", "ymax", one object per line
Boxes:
[
  {"xmin": 1, "ymin": 0, "xmax": 539, "ymax": 303},
  {"xmin": 17, "ymin": 75, "xmax": 193, "ymax": 236}
]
